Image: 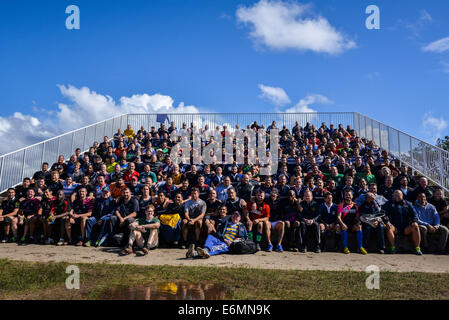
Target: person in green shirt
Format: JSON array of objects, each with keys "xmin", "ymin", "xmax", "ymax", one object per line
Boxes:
[
  {"xmin": 124, "ymin": 205, "xmax": 160, "ymax": 255},
  {"xmin": 357, "ymin": 165, "xmax": 376, "ymax": 185},
  {"xmin": 323, "ymin": 166, "xmax": 344, "ymax": 187}
]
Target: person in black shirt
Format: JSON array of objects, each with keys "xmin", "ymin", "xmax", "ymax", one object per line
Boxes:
[
  {"xmin": 203, "ymin": 189, "xmax": 222, "ymax": 235},
  {"xmin": 47, "ymin": 171, "xmax": 63, "ymax": 196},
  {"xmin": 15, "ymin": 178, "xmax": 32, "ymax": 201},
  {"xmin": 32, "ymin": 162, "xmax": 51, "ymax": 183},
  {"xmin": 266, "ymin": 188, "xmax": 284, "ymax": 252},
  {"xmin": 298, "ymin": 191, "xmax": 321, "ymax": 253},
  {"xmin": 319, "ymin": 191, "xmax": 340, "ymax": 236},
  {"xmin": 359, "ymin": 192, "xmax": 386, "ymax": 253},
  {"xmin": 0, "ymin": 188, "xmax": 20, "ymax": 242},
  {"xmin": 281, "ymin": 190, "xmax": 301, "ymax": 251},
  {"xmin": 378, "ymin": 175, "xmax": 395, "ymax": 202},
  {"xmin": 112, "ymin": 188, "xmax": 139, "ymax": 247},
  {"xmin": 429, "ymin": 188, "xmax": 449, "ymax": 228}
]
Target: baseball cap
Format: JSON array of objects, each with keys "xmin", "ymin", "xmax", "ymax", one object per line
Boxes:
[
  {"xmin": 232, "ymin": 211, "xmax": 240, "ymax": 216},
  {"xmin": 102, "ymin": 187, "xmax": 110, "ymax": 193}
]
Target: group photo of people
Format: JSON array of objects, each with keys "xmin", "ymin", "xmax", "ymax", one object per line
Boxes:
[{"xmin": 0, "ymin": 119, "xmax": 448, "ymax": 258}]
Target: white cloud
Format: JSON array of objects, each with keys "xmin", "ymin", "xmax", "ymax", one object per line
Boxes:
[
  {"xmin": 236, "ymin": 0, "xmax": 356, "ymax": 55},
  {"xmin": 422, "ymin": 36, "xmax": 449, "ymax": 53},
  {"xmin": 258, "ymin": 84, "xmax": 291, "ymax": 106},
  {"xmin": 0, "ymin": 85, "xmax": 201, "ymax": 155},
  {"xmin": 422, "ymin": 112, "xmax": 448, "ymax": 142},
  {"xmin": 419, "ymin": 9, "xmax": 433, "ymax": 23},
  {"xmin": 284, "ymin": 94, "xmax": 332, "ymax": 113}
]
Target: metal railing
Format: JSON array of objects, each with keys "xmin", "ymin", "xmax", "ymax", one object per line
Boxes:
[
  {"xmin": 353, "ymin": 112, "xmax": 449, "ymax": 193},
  {"xmin": 0, "ymin": 112, "xmax": 447, "ymax": 194}
]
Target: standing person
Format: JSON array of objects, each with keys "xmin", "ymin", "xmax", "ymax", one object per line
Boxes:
[
  {"xmin": 414, "ymin": 193, "xmax": 449, "ymax": 253},
  {"xmin": 359, "ymin": 192, "xmax": 386, "ymax": 254},
  {"xmin": 244, "ymin": 189, "xmax": 270, "ymax": 251},
  {"xmin": 383, "ymin": 190, "xmax": 422, "ymax": 255},
  {"xmin": 337, "ymin": 190, "xmax": 367, "ymax": 254},
  {"xmin": 183, "ymin": 188, "xmax": 207, "ymax": 256},
  {"xmin": 70, "ymin": 187, "xmax": 94, "ymax": 246},
  {"xmin": 298, "ymin": 191, "xmax": 321, "ymax": 253}
]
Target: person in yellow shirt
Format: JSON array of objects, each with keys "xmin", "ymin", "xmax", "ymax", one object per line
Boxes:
[{"xmin": 124, "ymin": 124, "xmax": 135, "ymax": 140}]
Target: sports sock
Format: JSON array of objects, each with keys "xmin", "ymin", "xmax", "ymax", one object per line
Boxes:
[
  {"xmin": 356, "ymin": 230, "xmax": 363, "ymax": 249},
  {"xmin": 341, "ymin": 230, "xmax": 348, "ymax": 248},
  {"xmin": 248, "ymin": 232, "xmax": 253, "ymax": 241},
  {"xmin": 256, "ymin": 233, "xmax": 262, "ymax": 243}
]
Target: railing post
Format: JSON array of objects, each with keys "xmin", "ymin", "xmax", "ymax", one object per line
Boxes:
[
  {"xmin": 21, "ymin": 149, "xmax": 27, "ymax": 181},
  {"xmin": 378, "ymin": 122, "xmax": 382, "ymax": 149},
  {"xmin": 409, "ymin": 136, "xmax": 414, "ymax": 168},
  {"xmin": 397, "ymin": 131, "xmax": 401, "ymax": 165},
  {"xmin": 57, "ymin": 137, "xmax": 61, "ymax": 158},
  {"xmin": 83, "ymin": 127, "xmax": 87, "ymax": 152},
  {"xmin": 70, "ymin": 132, "xmax": 75, "ymax": 155},
  {"xmin": 0, "ymin": 157, "xmax": 4, "ymax": 191},
  {"xmin": 438, "ymin": 149, "xmax": 444, "ymax": 187},
  {"xmin": 41, "ymin": 142, "xmax": 46, "ymax": 166},
  {"xmin": 423, "ymin": 144, "xmax": 427, "ymax": 176}
]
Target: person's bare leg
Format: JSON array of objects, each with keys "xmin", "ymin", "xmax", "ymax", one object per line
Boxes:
[
  {"xmin": 11, "ymin": 218, "xmax": 18, "ymax": 238},
  {"xmin": 181, "ymin": 219, "xmax": 189, "ymax": 242},
  {"xmin": 195, "ymin": 220, "xmax": 203, "ymax": 242},
  {"xmin": 275, "ymin": 222, "xmax": 284, "ymax": 246},
  {"xmin": 265, "ymin": 221, "xmax": 271, "ymax": 245}
]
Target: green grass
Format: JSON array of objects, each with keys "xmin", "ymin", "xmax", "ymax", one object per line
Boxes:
[{"xmin": 0, "ymin": 259, "xmax": 448, "ymax": 299}]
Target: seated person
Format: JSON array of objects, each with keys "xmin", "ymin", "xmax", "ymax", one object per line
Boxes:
[
  {"xmin": 244, "ymin": 189, "xmax": 270, "ymax": 252},
  {"xmin": 124, "ymin": 205, "xmax": 160, "ymax": 255},
  {"xmin": 359, "ymin": 192, "xmax": 386, "ymax": 254},
  {"xmin": 414, "ymin": 192, "xmax": 449, "ymax": 253},
  {"xmin": 0, "ymin": 188, "xmax": 20, "ymax": 243},
  {"xmin": 383, "ymin": 190, "xmax": 422, "ymax": 255},
  {"xmin": 182, "ymin": 188, "xmax": 206, "ymax": 250},
  {"xmin": 298, "ymin": 191, "xmax": 321, "ymax": 253},
  {"xmin": 193, "ymin": 211, "xmax": 249, "ymax": 259},
  {"xmin": 336, "ymin": 190, "xmax": 367, "ymax": 255}
]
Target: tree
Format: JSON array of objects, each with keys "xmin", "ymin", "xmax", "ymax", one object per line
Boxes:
[{"xmin": 436, "ymin": 136, "xmax": 449, "ymax": 151}]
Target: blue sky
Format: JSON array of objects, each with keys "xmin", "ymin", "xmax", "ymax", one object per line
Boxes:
[{"xmin": 0, "ymin": 0, "xmax": 448, "ymax": 154}]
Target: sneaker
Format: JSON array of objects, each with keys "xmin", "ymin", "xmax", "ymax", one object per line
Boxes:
[
  {"xmin": 343, "ymin": 247, "xmax": 350, "ymax": 254},
  {"xmin": 389, "ymin": 246, "xmax": 396, "ymax": 254},
  {"xmin": 358, "ymin": 247, "xmax": 368, "ymax": 255},
  {"xmin": 142, "ymin": 247, "xmax": 149, "ymax": 255},
  {"xmin": 300, "ymin": 247, "xmax": 307, "ymax": 253},
  {"xmin": 75, "ymin": 241, "xmax": 83, "ymax": 246},
  {"xmin": 172, "ymin": 241, "xmax": 179, "ymax": 246},
  {"xmin": 9, "ymin": 236, "xmax": 16, "ymax": 243},
  {"xmin": 315, "ymin": 247, "xmax": 321, "ymax": 253},
  {"xmin": 96, "ymin": 235, "xmax": 107, "ymax": 247},
  {"xmin": 266, "ymin": 244, "xmax": 273, "ymax": 252},
  {"xmin": 196, "ymin": 247, "xmax": 210, "ymax": 259},
  {"xmin": 186, "ymin": 243, "xmax": 196, "ymax": 258},
  {"xmin": 83, "ymin": 240, "xmax": 91, "ymax": 247},
  {"xmin": 276, "ymin": 244, "xmax": 283, "ymax": 252},
  {"xmin": 57, "ymin": 238, "xmax": 64, "ymax": 246},
  {"xmin": 1, "ymin": 236, "xmax": 7, "ymax": 243},
  {"xmin": 18, "ymin": 236, "xmax": 26, "ymax": 244},
  {"xmin": 255, "ymin": 243, "xmax": 261, "ymax": 252},
  {"xmin": 378, "ymin": 249, "xmax": 385, "ymax": 254},
  {"xmin": 415, "ymin": 247, "xmax": 423, "ymax": 256},
  {"xmin": 44, "ymin": 238, "xmax": 51, "ymax": 245}
]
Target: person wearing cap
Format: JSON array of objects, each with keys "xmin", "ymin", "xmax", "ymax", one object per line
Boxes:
[
  {"xmin": 126, "ymin": 176, "xmax": 142, "ymax": 196},
  {"xmin": 195, "ymin": 210, "xmax": 249, "ymax": 259}
]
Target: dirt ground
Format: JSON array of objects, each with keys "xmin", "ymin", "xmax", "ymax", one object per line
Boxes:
[{"xmin": 1, "ymin": 243, "xmax": 448, "ymax": 273}]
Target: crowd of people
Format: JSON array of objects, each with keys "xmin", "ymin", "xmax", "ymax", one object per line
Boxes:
[{"xmin": 0, "ymin": 120, "xmax": 448, "ymax": 258}]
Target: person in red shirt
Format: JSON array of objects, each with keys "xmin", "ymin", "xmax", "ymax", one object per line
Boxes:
[
  {"xmin": 123, "ymin": 162, "xmax": 139, "ymax": 183},
  {"xmin": 244, "ymin": 189, "xmax": 270, "ymax": 251}
]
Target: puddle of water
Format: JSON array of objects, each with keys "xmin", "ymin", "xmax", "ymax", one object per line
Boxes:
[{"xmin": 99, "ymin": 282, "xmax": 226, "ymax": 300}]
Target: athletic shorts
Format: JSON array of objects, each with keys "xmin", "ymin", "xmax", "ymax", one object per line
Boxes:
[{"xmin": 270, "ymin": 220, "xmax": 282, "ymax": 228}]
